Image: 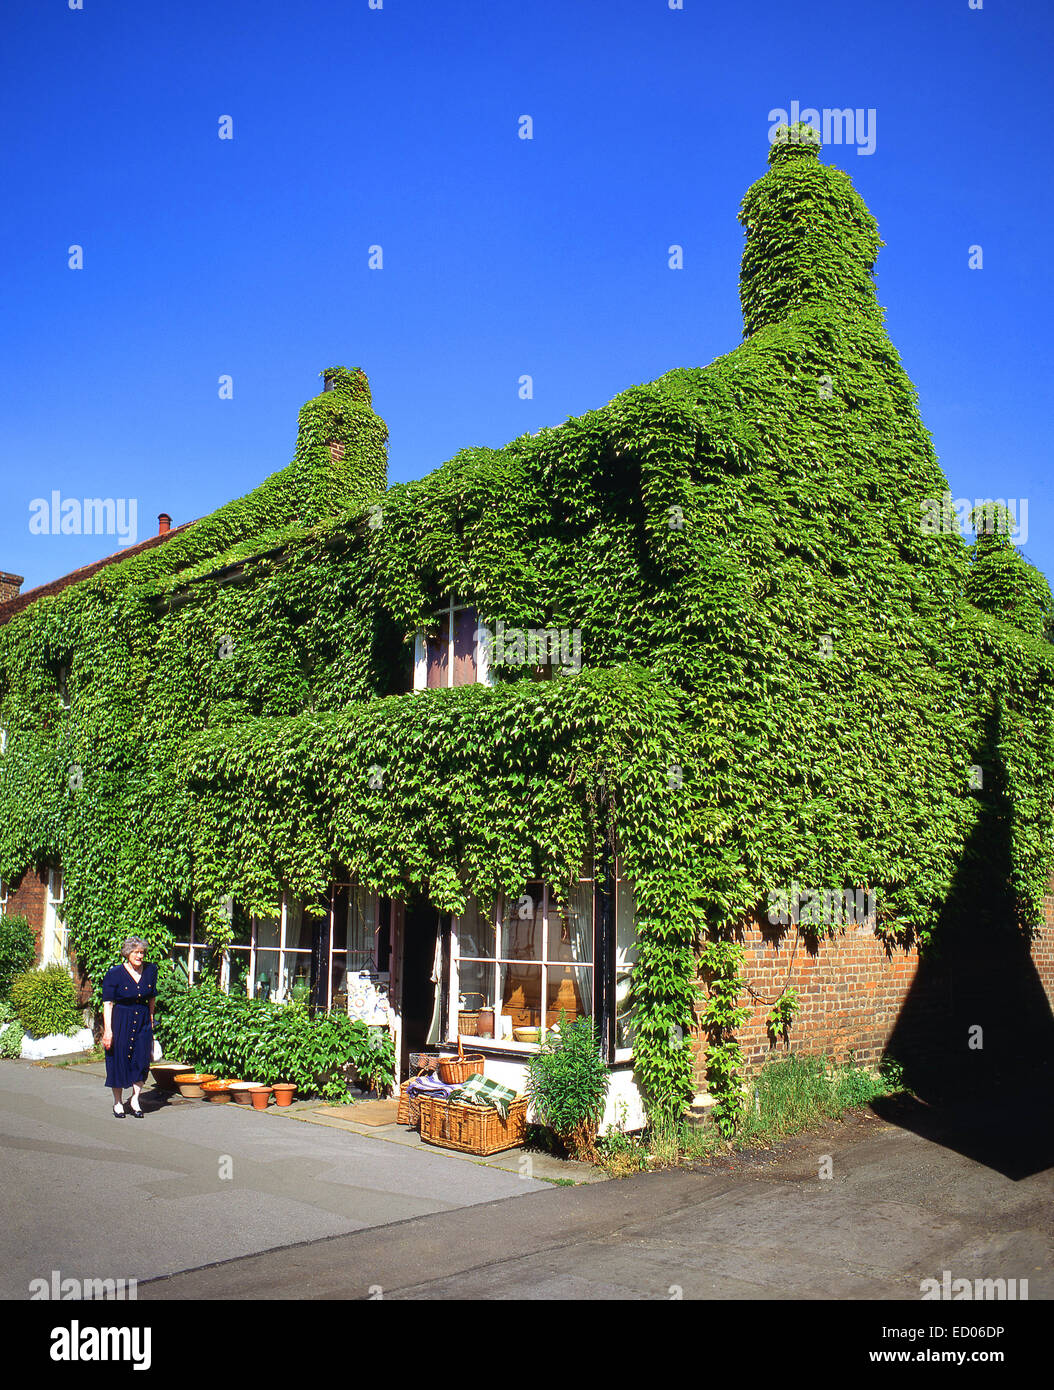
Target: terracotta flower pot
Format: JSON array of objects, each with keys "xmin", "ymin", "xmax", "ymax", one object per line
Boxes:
[
  {"xmin": 271, "ymin": 1083, "xmax": 297, "ymax": 1107},
  {"xmin": 174, "ymin": 1073, "xmax": 216, "ymax": 1099},
  {"xmin": 227, "ymin": 1082, "xmax": 256, "ymax": 1106},
  {"xmin": 201, "ymin": 1080, "xmax": 234, "ymax": 1103},
  {"xmin": 249, "ymin": 1086, "xmax": 272, "ymax": 1109}
]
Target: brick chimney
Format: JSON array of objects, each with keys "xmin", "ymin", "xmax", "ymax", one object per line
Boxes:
[
  {"xmin": 0, "ymin": 572, "xmax": 24, "ymax": 604},
  {"xmin": 157, "ymin": 513, "xmax": 172, "ymax": 536}
]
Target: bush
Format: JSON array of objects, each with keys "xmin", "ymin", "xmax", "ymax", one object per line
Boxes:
[
  {"xmin": 0, "ymin": 1017, "xmax": 24, "ymax": 1058},
  {"xmin": 154, "ymin": 981, "xmax": 396, "ymax": 1101},
  {"xmin": 10, "ymin": 964, "xmax": 82, "ymax": 1037},
  {"xmin": 152, "ymin": 957, "xmax": 189, "ymax": 1020},
  {"xmin": 524, "ymin": 1016, "xmax": 610, "ymax": 1159},
  {"xmin": 0, "ymin": 916, "xmax": 36, "ymax": 999}
]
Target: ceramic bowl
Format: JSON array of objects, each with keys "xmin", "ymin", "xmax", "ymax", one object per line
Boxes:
[
  {"xmin": 173, "ymin": 1072, "xmax": 216, "ymax": 1099},
  {"xmin": 150, "ymin": 1062, "xmax": 189, "ymax": 1089},
  {"xmin": 513, "ymin": 1027, "xmax": 541, "ymax": 1043}
]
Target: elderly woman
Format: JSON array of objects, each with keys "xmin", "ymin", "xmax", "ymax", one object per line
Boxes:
[{"xmin": 101, "ymin": 939, "xmax": 157, "ymax": 1118}]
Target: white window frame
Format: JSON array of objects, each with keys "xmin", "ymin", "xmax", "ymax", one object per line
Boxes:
[
  {"xmin": 42, "ymin": 868, "xmax": 71, "ymax": 972},
  {"xmin": 412, "ymin": 598, "xmax": 493, "ymax": 691},
  {"xmin": 450, "ymin": 879, "xmax": 596, "ymax": 1052}
]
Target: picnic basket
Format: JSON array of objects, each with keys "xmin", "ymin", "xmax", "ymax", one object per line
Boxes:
[
  {"xmin": 417, "ymin": 1095, "xmax": 528, "ymax": 1156},
  {"xmin": 436, "ymin": 1037, "xmax": 485, "ymax": 1085}
]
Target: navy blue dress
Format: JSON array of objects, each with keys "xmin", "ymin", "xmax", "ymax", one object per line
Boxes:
[{"xmin": 102, "ymin": 963, "xmax": 157, "ymax": 1089}]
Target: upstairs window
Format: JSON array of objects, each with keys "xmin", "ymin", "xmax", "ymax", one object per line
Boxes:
[{"xmin": 412, "ymin": 600, "xmax": 491, "ymax": 691}]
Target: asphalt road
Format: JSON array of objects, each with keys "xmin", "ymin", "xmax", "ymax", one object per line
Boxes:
[{"xmin": 4, "ymin": 1058, "xmax": 1052, "ymax": 1302}]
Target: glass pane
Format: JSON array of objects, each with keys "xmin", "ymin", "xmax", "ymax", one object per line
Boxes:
[
  {"xmin": 458, "ymin": 897, "xmax": 495, "ymax": 959},
  {"xmin": 254, "ymin": 948, "xmax": 280, "ymax": 1000},
  {"xmin": 285, "ymin": 952, "xmax": 312, "ymax": 1003},
  {"xmin": 500, "ymin": 886, "xmax": 543, "ymax": 961},
  {"xmin": 288, "ymin": 901, "xmax": 313, "ymax": 952},
  {"xmin": 546, "ymin": 962, "xmax": 592, "ymax": 1027},
  {"xmin": 547, "ymin": 881, "xmax": 593, "ymax": 963},
  {"xmin": 346, "ymin": 887, "xmax": 377, "ymax": 974},
  {"xmin": 499, "ymin": 962, "xmax": 542, "ymax": 1032},
  {"xmin": 453, "ymin": 607, "xmax": 479, "ymax": 686},
  {"xmin": 331, "ymin": 951, "xmax": 348, "ymax": 1004},
  {"xmin": 615, "ymin": 878, "xmax": 637, "ymax": 1050},
  {"xmin": 227, "ymin": 949, "xmax": 252, "ymax": 996},
  {"xmin": 425, "ymin": 624, "xmax": 448, "ymax": 689},
  {"xmin": 230, "ymin": 905, "xmax": 252, "ymax": 947},
  {"xmin": 457, "ymin": 959, "xmax": 495, "ymax": 1013}
]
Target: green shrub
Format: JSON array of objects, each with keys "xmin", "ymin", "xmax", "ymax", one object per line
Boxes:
[
  {"xmin": 0, "ymin": 1016, "xmax": 24, "ymax": 1058},
  {"xmin": 10, "ymin": 964, "xmax": 82, "ymax": 1037},
  {"xmin": 735, "ymin": 1053, "xmax": 905, "ymax": 1147},
  {"xmin": 524, "ymin": 1016, "xmax": 610, "ymax": 1159},
  {"xmin": 0, "ymin": 916, "xmax": 36, "ymax": 999},
  {"xmin": 152, "ymin": 957, "xmax": 189, "ymax": 1020},
  {"xmin": 154, "ymin": 981, "xmax": 395, "ymax": 1100}
]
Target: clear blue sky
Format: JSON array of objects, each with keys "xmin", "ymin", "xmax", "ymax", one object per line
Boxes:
[{"xmin": 1, "ymin": 0, "xmax": 1050, "ymax": 590}]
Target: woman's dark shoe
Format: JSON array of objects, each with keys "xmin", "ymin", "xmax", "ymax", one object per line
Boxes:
[
  {"xmin": 129, "ymin": 1104, "xmax": 144, "ymax": 1118},
  {"xmin": 112, "ymin": 1105, "xmax": 125, "ymax": 1118}
]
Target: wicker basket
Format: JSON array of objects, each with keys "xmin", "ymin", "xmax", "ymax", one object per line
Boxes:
[
  {"xmin": 457, "ymin": 1012, "xmax": 481, "ymax": 1036},
  {"xmin": 396, "ymin": 1080, "xmax": 423, "ymax": 1128},
  {"xmin": 417, "ymin": 1096, "xmax": 528, "ymax": 1155},
  {"xmin": 436, "ymin": 1037, "xmax": 485, "ymax": 1085}
]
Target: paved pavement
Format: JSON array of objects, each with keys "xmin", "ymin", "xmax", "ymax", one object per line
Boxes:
[{"xmin": 0, "ymin": 1057, "xmax": 566, "ymax": 1300}]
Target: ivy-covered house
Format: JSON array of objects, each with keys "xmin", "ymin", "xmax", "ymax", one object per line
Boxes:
[{"xmin": 3, "ymin": 128, "xmax": 1053, "ymax": 1129}]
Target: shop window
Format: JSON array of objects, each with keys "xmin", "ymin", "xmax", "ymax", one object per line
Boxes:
[
  {"xmin": 168, "ymin": 906, "xmax": 216, "ymax": 987},
  {"xmin": 412, "ymin": 600, "xmax": 492, "ymax": 691},
  {"xmin": 452, "ymin": 880, "xmax": 594, "ymax": 1046},
  {"xmin": 253, "ymin": 899, "xmax": 313, "ymax": 1003}
]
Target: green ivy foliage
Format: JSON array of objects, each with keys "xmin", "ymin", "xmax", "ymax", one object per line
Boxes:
[
  {"xmin": 155, "ymin": 980, "xmax": 395, "ymax": 1099},
  {"xmin": 1, "ymin": 135, "xmax": 1051, "ymax": 1127}
]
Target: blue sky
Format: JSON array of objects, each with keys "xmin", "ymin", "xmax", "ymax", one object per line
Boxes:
[{"xmin": 1, "ymin": 0, "xmax": 1050, "ymax": 590}]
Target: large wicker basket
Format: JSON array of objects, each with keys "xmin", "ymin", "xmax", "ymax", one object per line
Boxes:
[
  {"xmin": 417, "ymin": 1096, "xmax": 528, "ymax": 1155},
  {"xmin": 396, "ymin": 1080, "xmax": 423, "ymax": 1128},
  {"xmin": 436, "ymin": 1037, "xmax": 485, "ymax": 1085}
]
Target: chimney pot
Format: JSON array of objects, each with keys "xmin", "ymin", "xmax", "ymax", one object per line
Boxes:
[{"xmin": 158, "ymin": 513, "xmax": 172, "ymax": 535}]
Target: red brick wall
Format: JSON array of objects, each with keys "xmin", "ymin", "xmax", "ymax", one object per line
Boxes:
[
  {"xmin": 690, "ymin": 888, "xmax": 1054, "ymax": 1090},
  {"xmin": 4, "ymin": 867, "xmax": 48, "ymax": 958}
]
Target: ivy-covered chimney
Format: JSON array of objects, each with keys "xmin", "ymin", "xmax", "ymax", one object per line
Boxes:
[{"xmin": 292, "ymin": 367, "xmax": 389, "ymax": 524}]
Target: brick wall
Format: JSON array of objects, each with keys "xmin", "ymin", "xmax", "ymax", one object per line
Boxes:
[
  {"xmin": 4, "ymin": 866, "xmax": 48, "ymax": 957},
  {"xmin": 690, "ymin": 887, "xmax": 1054, "ymax": 1097},
  {"xmin": 2, "ymin": 866, "xmax": 92, "ymax": 1007}
]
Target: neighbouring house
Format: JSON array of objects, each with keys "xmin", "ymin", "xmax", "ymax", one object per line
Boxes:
[{"xmin": 2, "ymin": 128, "xmax": 1053, "ymax": 1127}]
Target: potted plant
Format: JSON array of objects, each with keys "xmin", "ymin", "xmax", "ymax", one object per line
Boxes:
[{"xmin": 524, "ymin": 1016, "xmax": 610, "ymax": 1161}]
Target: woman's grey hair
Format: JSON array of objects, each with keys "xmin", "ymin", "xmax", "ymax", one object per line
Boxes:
[{"xmin": 120, "ymin": 937, "xmax": 149, "ymax": 959}]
